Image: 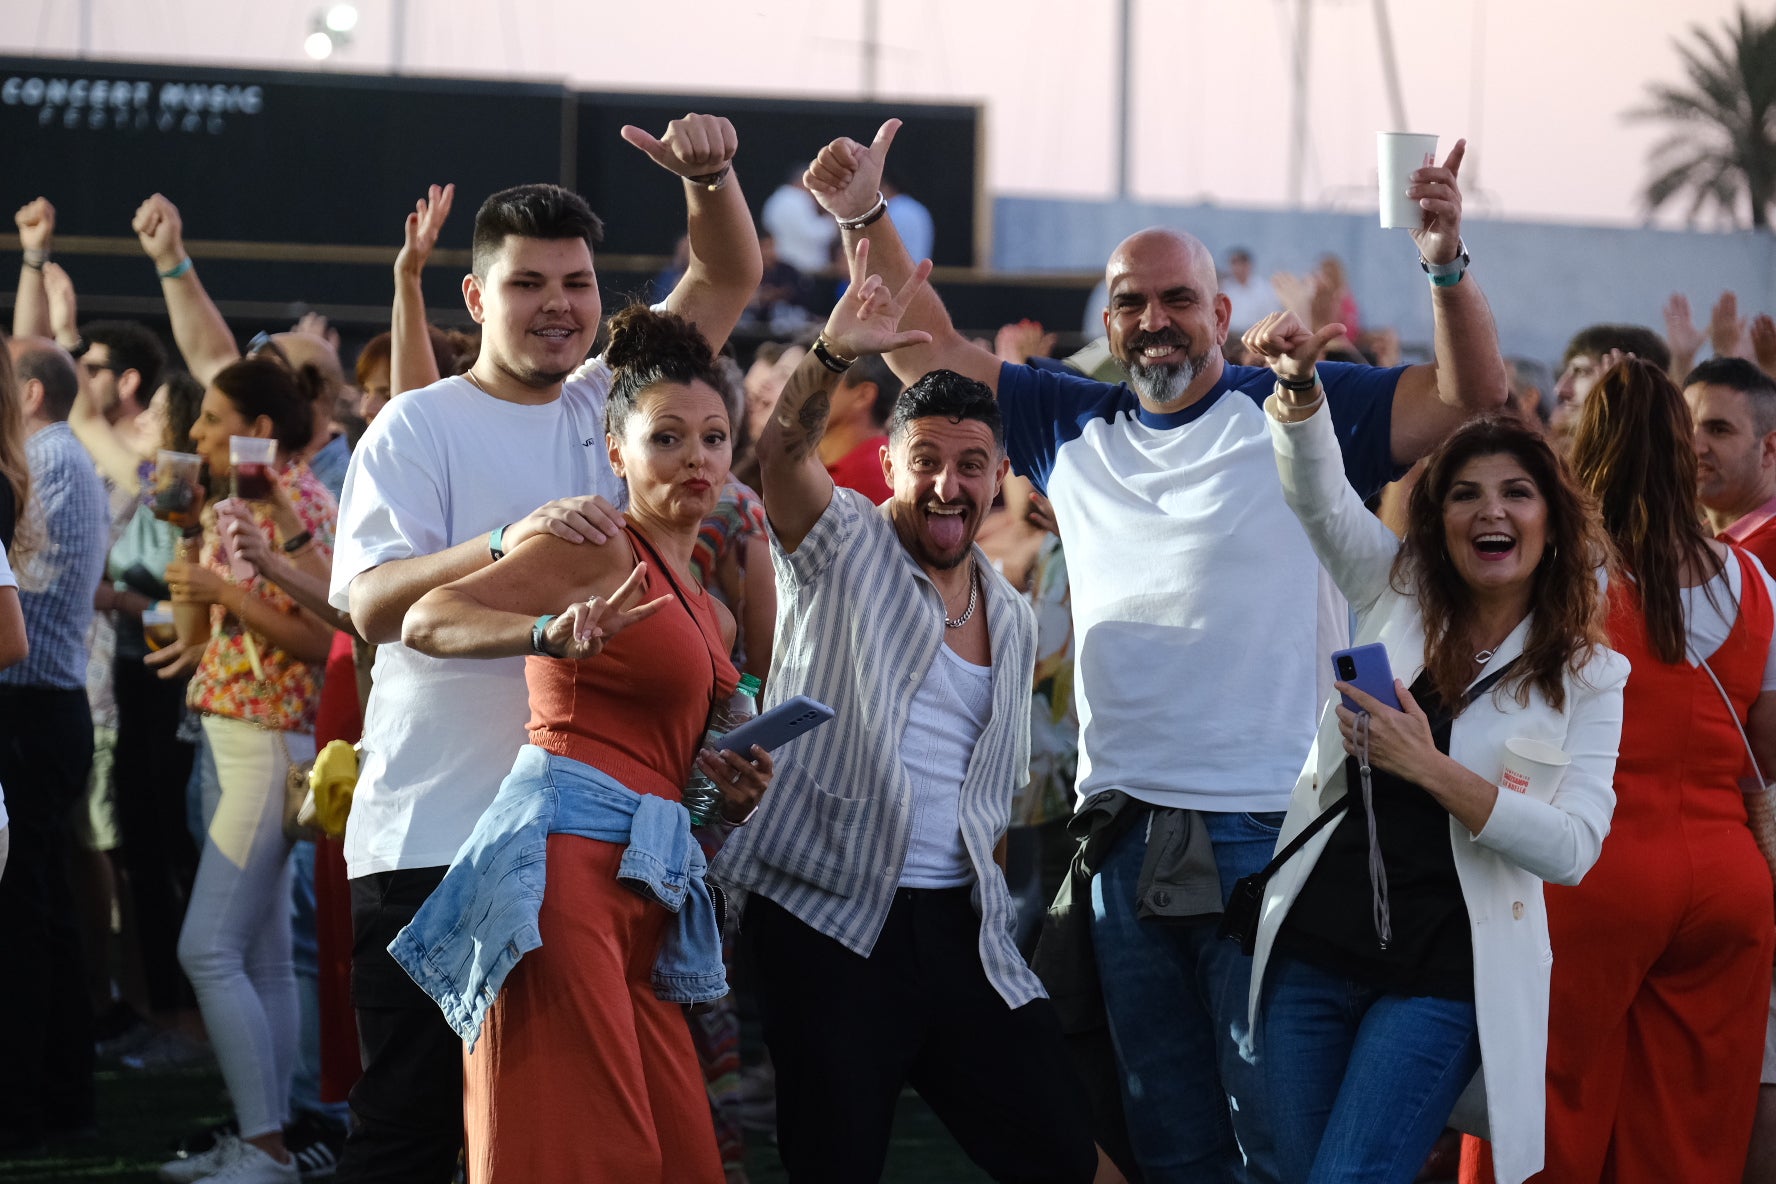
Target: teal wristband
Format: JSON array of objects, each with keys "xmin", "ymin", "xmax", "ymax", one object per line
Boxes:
[
  {"xmin": 157, "ymin": 256, "xmax": 194, "ymax": 280},
  {"xmin": 531, "ymin": 614, "xmax": 557, "ymax": 656},
  {"xmin": 1429, "ymin": 269, "xmax": 1465, "ymax": 288},
  {"xmin": 489, "ymin": 522, "xmax": 510, "ymax": 561}
]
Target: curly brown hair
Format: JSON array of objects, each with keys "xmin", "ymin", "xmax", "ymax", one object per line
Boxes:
[
  {"xmin": 1568, "ymin": 356, "xmax": 1720, "ymax": 664},
  {"xmin": 1392, "ymin": 414, "xmax": 1613, "ymax": 713},
  {"xmin": 602, "ymin": 303, "xmax": 727, "ymax": 440}
]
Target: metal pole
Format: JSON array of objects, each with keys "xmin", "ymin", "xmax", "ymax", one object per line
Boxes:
[
  {"xmin": 862, "ymin": 0, "xmax": 878, "ymax": 98},
  {"xmin": 1372, "ymin": 0, "xmax": 1409, "ymax": 132},
  {"xmin": 1287, "ymin": 0, "xmax": 1312, "ymax": 207},
  {"xmin": 391, "ymin": 0, "xmax": 408, "ymax": 75},
  {"xmin": 1115, "ymin": 0, "xmax": 1132, "ymax": 200},
  {"xmin": 1467, "ymin": 0, "xmax": 1486, "ymax": 189}
]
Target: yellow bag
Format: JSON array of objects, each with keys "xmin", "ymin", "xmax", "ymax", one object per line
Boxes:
[{"xmin": 295, "ymin": 740, "xmax": 359, "ymax": 840}]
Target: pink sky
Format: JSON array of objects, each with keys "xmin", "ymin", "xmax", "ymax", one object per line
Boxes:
[{"xmin": 2, "ymin": 0, "xmax": 1761, "ymax": 228}]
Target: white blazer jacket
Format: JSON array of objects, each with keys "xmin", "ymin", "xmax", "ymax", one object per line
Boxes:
[{"xmin": 1247, "ymin": 399, "xmax": 1629, "ymax": 1184}]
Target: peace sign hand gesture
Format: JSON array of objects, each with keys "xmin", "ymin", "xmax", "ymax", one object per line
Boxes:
[
  {"xmin": 540, "ymin": 564, "xmax": 672, "ymax": 661},
  {"xmin": 818, "ymin": 238, "xmax": 933, "ymax": 363}
]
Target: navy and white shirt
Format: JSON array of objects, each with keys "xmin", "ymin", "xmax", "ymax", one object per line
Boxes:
[
  {"xmin": 998, "ymin": 359, "xmax": 1403, "ymax": 814},
  {"xmin": 0, "ymin": 422, "xmax": 109, "ymax": 690}
]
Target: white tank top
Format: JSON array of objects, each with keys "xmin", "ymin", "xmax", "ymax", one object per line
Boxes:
[{"xmin": 898, "ymin": 644, "xmax": 994, "ymax": 888}]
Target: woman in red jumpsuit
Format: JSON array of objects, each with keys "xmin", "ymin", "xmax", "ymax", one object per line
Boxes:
[{"xmin": 1464, "ymin": 357, "xmax": 1776, "ymax": 1182}]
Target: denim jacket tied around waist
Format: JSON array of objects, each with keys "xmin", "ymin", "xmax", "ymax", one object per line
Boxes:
[{"xmin": 388, "ymin": 744, "xmax": 727, "ymax": 1050}]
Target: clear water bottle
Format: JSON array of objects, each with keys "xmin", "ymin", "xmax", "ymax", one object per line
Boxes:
[{"xmin": 683, "ymin": 674, "xmax": 763, "ymax": 826}]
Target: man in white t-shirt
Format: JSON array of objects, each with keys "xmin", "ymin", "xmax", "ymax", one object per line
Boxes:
[
  {"xmin": 803, "ymin": 121, "xmax": 1509, "ymax": 1183},
  {"xmin": 762, "ymin": 168, "xmax": 838, "ymax": 274},
  {"xmin": 325, "ymin": 114, "xmax": 761, "ymax": 1183},
  {"xmin": 1222, "ymin": 247, "xmax": 1281, "ymax": 336}
]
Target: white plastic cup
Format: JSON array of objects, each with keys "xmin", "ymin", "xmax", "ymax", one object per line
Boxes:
[
  {"xmin": 1499, "ymin": 737, "xmax": 1571, "ymax": 801},
  {"xmin": 1377, "ymin": 132, "xmax": 1439, "ymax": 229}
]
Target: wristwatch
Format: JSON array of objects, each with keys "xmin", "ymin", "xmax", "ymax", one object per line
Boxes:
[
  {"xmin": 1420, "ymin": 240, "xmax": 1470, "ymax": 288},
  {"xmin": 531, "ymin": 614, "xmax": 557, "ymax": 656}
]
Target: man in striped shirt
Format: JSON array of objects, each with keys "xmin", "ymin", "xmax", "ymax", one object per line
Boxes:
[{"xmin": 714, "ymin": 246, "xmax": 1096, "ymax": 1182}]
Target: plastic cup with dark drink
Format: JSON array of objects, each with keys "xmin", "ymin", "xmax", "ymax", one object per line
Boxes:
[
  {"xmin": 229, "ymin": 436, "xmax": 278, "ymax": 501},
  {"xmin": 151, "ymin": 450, "xmax": 204, "ymax": 528}
]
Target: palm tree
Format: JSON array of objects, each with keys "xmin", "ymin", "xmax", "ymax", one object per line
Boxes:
[{"xmin": 1632, "ymin": 8, "xmax": 1776, "ymax": 230}]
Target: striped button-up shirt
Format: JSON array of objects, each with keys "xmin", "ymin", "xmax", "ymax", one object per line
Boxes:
[
  {"xmin": 713, "ymin": 487, "xmax": 1045, "ymax": 1007},
  {"xmin": 0, "ymin": 423, "xmax": 108, "ymax": 690}
]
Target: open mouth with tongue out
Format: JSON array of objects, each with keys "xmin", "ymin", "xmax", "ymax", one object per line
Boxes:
[{"xmin": 925, "ymin": 500, "xmax": 971, "ymax": 552}]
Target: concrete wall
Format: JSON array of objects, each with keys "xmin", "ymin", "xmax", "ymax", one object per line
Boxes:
[{"xmin": 992, "ymin": 196, "xmax": 1776, "ymax": 368}]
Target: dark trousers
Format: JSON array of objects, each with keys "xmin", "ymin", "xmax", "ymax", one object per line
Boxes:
[
  {"xmin": 335, "ymin": 866, "xmax": 464, "ymax": 1184},
  {"xmin": 111, "ymin": 657, "xmax": 198, "ymax": 1014},
  {"xmin": 0, "ymin": 685, "xmax": 97, "ymax": 1136},
  {"xmin": 744, "ymin": 888, "xmax": 1098, "ymax": 1184}
]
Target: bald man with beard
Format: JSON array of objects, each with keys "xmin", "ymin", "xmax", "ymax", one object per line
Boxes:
[{"xmin": 802, "ymin": 122, "xmax": 1510, "ymax": 1183}]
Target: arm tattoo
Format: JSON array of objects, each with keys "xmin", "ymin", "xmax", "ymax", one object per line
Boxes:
[{"xmin": 770, "ymin": 363, "xmax": 835, "ymax": 463}]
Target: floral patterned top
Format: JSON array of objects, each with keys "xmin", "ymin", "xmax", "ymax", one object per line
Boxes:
[
  {"xmin": 187, "ymin": 461, "xmax": 337, "ymax": 734},
  {"xmin": 690, "ymin": 477, "xmax": 769, "ymax": 667}
]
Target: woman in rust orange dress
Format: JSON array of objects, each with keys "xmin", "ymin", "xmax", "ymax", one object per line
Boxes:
[{"xmin": 393, "ymin": 306, "xmax": 775, "ymax": 1182}]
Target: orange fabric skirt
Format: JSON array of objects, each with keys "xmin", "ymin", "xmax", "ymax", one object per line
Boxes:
[{"xmin": 462, "ymin": 834, "xmax": 723, "ymax": 1184}]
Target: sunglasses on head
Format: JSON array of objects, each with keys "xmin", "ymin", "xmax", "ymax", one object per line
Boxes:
[{"xmin": 246, "ymin": 331, "xmax": 291, "ymax": 367}]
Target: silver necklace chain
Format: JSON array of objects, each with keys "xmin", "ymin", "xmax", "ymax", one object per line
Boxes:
[{"xmin": 944, "ymin": 564, "xmax": 979, "ymax": 629}]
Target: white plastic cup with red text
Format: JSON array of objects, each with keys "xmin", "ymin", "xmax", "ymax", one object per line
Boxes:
[{"xmin": 1499, "ymin": 737, "xmax": 1571, "ymax": 803}]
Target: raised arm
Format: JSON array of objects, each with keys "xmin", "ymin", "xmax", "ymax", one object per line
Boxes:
[
  {"xmin": 756, "ymin": 237, "xmax": 932, "ymax": 552},
  {"xmin": 803, "ymin": 121, "xmax": 1001, "ymax": 392},
  {"xmin": 1247, "ymin": 314, "xmax": 1402, "ymax": 613},
  {"xmin": 13, "ymin": 198, "xmax": 54, "ymax": 340},
  {"xmin": 392, "ymin": 183, "xmax": 453, "ymax": 394},
  {"xmin": 132, "ymin": 194, "xmax": 240, "ymax": 385},
  {"xmin": 622, "ymin": 114, "xmax": 763, "ymax": 352},
  {"xmin": 1663, "ymin": 293, "xmax": 1706, "ymax": 382},
  {"xmin": 41, "ymin": 263, "xmax": 148, "ymax": 494},
  {"xmin": 1383, "ymin": 140, "xmax": 1511, "ymax": 465}
]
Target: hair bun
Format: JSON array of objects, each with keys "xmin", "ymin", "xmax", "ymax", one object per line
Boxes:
[
  {"xmin": 604, "ymin": 304, "xmax": 713, "ymax": 374},
  {"xmin": 292, "ymin": 361, "xmax": 328, "ymax": 407}
]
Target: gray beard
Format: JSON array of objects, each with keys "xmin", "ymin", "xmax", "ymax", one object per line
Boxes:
[{"xmin": 1126, "ymin": 348, "xmax": 1209, "ymax": 407}]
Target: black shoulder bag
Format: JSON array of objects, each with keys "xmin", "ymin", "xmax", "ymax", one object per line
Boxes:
[{"xmin": 1218, "ymin": 658, "xmax": 1521, "ymax": 954}]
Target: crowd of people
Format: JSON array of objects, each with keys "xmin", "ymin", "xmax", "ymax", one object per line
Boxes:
[{"xmin": 3, "ymin": 105, "xmax": 1776, "ymax": 1184}]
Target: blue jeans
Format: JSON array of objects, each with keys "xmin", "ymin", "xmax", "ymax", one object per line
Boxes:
[
  {"xmin": 1090, "ymin": 809, "xmax": 1284, "ymax": 1184},
  {"xmin": 1259, "ymin": 954, "xmax": 1480, "ymax": 1183},
  {"xmin": 289, "ymin": 841, "xmax": 349, "ymax": 1123}
]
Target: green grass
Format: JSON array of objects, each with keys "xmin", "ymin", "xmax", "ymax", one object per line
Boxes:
[
  {"xmin": 0, "ymin": 1068, "xmax": 991, "ymax": 1184},
  {"xmin": 0, "ymin": 1067, "xmax": 230, "ymax": 1183}
]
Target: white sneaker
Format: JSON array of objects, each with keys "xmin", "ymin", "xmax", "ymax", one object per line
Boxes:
[
  {"xmin": 159, "ymin": 1133, "xmax": 240, "ymax": 1182},
  {"xmin": 205, "ymin": 1140, "xmax": 300, "ymax": 1183}
]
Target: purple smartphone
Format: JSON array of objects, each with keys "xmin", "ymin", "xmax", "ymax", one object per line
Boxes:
[
  {"xmin": 1332, "ymin": 643, "xmax": 1401, "ymax": 713},
  {"xmin": 717, "ymin": 696, "xmax": 835, "ymax": 755}
]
